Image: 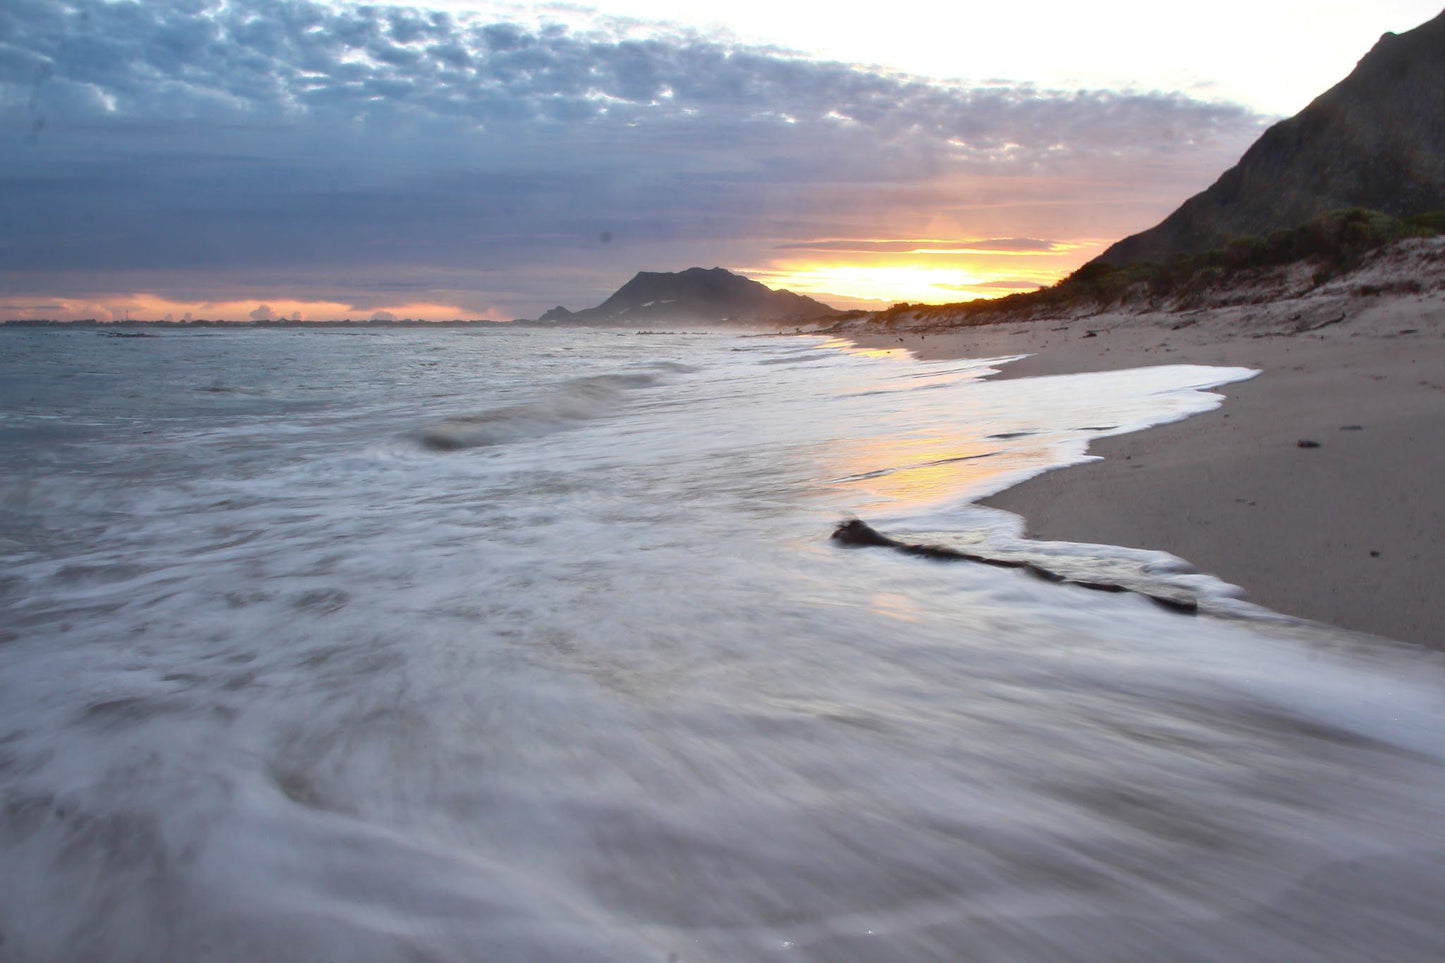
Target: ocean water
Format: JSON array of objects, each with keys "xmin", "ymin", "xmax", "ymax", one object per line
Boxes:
[{"xmin": 1, "ymin": 326, "xmax": 1443, "ymax": 962}]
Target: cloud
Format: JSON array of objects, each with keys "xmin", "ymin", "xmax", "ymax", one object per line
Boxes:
[
  {"xmin": 0, "ymin": 0, "xmax": 1268, "ymax": 315},
  {"xmin": 773, "ymin": 238, "xmax": 1069, "ymax": 255},
  {"xmin": 956, "ymin": 280, "xmax": 1045, "ymax": 290}
]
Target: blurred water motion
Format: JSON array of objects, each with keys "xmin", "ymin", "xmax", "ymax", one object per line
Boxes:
[{"xmin": 0, "ymin": 327, "xmax": 1440, "ymax": 961}]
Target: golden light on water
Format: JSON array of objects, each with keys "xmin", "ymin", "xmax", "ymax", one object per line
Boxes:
[
  {"xmin": 818, "ymin": 340, "xmax": 907, "ymax": 360},
  {"xmin": 825, "ymin": 430, "xmax": 1055, "ymax": 516}
]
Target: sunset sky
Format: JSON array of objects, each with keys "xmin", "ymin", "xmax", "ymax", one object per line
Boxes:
[{"xmin": 2, "ymin": 0, "xmax": 1440, "ymax": 321}]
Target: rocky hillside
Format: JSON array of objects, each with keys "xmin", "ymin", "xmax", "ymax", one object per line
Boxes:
[
  {"xmin": 1096, "ymin": 8, "xmax": 1445, "ymax": 266},
  {"xmin": 535, "ymin": 267, "xmax": 833, "ymax": 325},
  {"xmin": 822, "ymin": 234, "xmax": 1445, "ymax": 336}
]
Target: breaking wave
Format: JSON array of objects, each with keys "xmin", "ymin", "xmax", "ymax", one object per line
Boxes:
[{"xmin": 417, "ymin": 372, "xmax": 662, "ymax": 450}]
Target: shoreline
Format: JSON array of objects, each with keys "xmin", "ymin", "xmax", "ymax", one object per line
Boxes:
[{"xmin": 844, "ymin": 285, "xmax": 1445, "ymax": 650}]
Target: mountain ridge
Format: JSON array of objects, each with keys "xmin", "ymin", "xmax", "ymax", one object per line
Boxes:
[
  {"xmin": 1095, "ymin": 8, "xmax": 1445, "ymax": 266},
  {"xmin": 534, "ymin": 267, "xmax": 833, "ymax": 326}
]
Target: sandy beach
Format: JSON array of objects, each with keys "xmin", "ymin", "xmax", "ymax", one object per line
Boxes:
[{"xmin": 845, "ymin": 240, "xmax": 1445, "ymax": 649}]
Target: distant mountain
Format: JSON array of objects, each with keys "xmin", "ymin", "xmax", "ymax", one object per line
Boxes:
[
  {"xmin": 1095, "ymin": 8, "xmax": 1445, "ymax": 266},
  {"xmin": 534, "ymin": 267, "xmax": 833, "ymax": 325}
]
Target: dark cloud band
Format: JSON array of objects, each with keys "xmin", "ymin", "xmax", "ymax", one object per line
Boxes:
[{"xmin": 0, "ymin": 0, "xmax": 1267, "ymax": 315}]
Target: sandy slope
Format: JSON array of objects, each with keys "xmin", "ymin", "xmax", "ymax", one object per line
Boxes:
[{"xmin": 841, "ymin": 239, "xmax": 1445, "ymax": 648}]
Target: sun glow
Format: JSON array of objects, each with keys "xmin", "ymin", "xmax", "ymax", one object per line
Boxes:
[
  {"xmin": 746, "ymin": 233, "xmax": 1107, "ymax": 309},
  {"xmin": 778, "ymin": 265, "xmax": 998, "ymax": 305},
  {"xmin": 751, "ymin": 259, "xmax": 1064, "ymax": 309}
]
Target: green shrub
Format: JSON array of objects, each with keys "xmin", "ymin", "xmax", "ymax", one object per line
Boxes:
[
  {"xmin": 860, "ymin": 206, "xmax": 1431, "ymax": 330},
  {"xmin": 1403, "ymin": 210, "xmax": 1445, "ymax": 235}
]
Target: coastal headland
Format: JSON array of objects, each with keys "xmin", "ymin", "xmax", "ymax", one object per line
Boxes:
[
  {"xmin": 842, "ymin": 240, "xmax": 1445, "ymax": 649},
  {"xmin": 829, "ymin": 10, "xmax": 1445, "ymax": 649}
]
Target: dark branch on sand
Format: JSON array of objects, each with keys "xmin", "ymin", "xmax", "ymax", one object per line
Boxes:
[{"xmin": 830, "ymin": 519, "xmax": 1198, "ymax": 615}]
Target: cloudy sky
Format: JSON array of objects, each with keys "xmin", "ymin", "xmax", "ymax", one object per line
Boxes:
[{"xmin": 2, "ymin": 0, "xmax": 1439, "ymax": 321}]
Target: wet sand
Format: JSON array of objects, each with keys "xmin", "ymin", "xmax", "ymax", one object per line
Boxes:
[{"xmin": 848, "ymin": 277, "xmax": 1445, "ymax": 649}]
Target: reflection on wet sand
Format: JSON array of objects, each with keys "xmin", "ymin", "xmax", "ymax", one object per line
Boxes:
[{"xmin": 826, "ymin": 430, "xmax": 1056, "ymax": 515}]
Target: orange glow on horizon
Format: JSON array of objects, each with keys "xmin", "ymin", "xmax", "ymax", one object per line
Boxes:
[
  {"xmin": 748, "ymin": 237, "xmax": 1110, "ymax": 309},
  {"xmin": 760, "ymin": 264, "xmax": 1036, "ymax": 306},
  {"xmin": 4, "ymin": 293, "xmax": 506, "ymax": 324},
  {"xmin": 10, "ymin": 233, "xmax": 1117, "ymax": 322}
]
